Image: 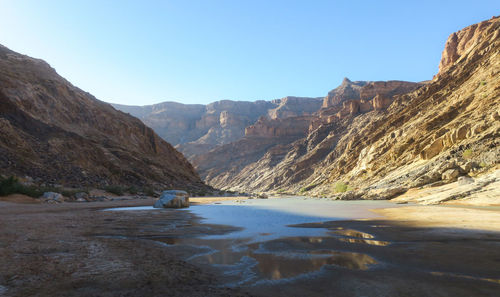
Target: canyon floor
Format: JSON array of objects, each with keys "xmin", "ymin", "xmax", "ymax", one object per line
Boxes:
[{"xmin": 0, "ymin": 196, "xmax": 499, "ymax": 297}]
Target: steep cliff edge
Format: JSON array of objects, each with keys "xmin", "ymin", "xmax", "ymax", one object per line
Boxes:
[
  {"xmin": 0, "ymin": 45, "xmax": 204, "ymax": 190},
  {"xmin": 201, "ymin": 17, "xmax": 499, "ymax": 201}
]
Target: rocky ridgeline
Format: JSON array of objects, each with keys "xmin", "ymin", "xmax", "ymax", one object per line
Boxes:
[{"xmin": 309, "ymin": 79, "xmax": 422, "ymax": 131}]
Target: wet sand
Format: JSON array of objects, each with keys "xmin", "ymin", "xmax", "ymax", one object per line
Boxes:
[
  {"xmin": 1, "ymin": 198, "xmax": 499, "ymax": 297},
  {"xmin": 0, "ymin": 199, "xmax": 249, "ymax": 297}
]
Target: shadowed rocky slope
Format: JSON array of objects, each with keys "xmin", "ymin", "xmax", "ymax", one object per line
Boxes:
[
  {"xmin": 0, "ymin": 45, "xmax": 204, "ymax": 190},
  {"xmin": 197, "ymin": 17, "xmax": 499, "ymax": 197}
]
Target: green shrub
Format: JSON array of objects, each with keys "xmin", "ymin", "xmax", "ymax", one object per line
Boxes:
[
  {"xmin": 462, "ymin": 149, "xmax": 472, "ymax": 159},
  {"xmin": 126, "ymin": 186, "xmax": 138, "ymax": 195},
  {"xmin": 0, "ymin": 176, "xmax": 44, "ymax": 197},
  {"xmin": 299, "ymin": 183, "xmax": 318, "ymax": 193},
  {"xmin": 144, "ymin": 187, "xmax": 156, "ymax": 197},
  {"xmin": 104, "ymin": 185, "xmax": 124, "ymax": 196},
  {"xmin": 334, "ymin": 182, "xmax": 353, "ymax": 193}
]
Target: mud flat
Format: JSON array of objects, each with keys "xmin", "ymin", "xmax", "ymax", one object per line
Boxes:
[{"xmin": 1, "ymin": 197, "xmax": 499, "ymax": 297}]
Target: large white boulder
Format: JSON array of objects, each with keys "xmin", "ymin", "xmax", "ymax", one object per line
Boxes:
[
  {"xmin": 153, "ymin": 190, "xmax": 189, "ymax": 208},
  {"xmin": 41, "ymin": 192, "xmax": 64, "ymax": 203}
]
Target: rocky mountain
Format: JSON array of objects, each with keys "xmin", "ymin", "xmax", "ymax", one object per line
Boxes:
[
  {"xmin": 195, "ymin": 16, "xmax": 499, "ymax": 197},
  {"xmin": 194, "ymin": 78, "xmax": 421, "ymax": 190},
  {"xmin": 0, "ymin": 44, "xmax": 205, "ymax": 190},
  {"xmin": 114, "ymin": 96, "xmax": 323, "ymax": 159}
]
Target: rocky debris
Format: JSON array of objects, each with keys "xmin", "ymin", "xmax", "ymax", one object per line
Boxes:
[
  {"xmin": 153, "ymin": 190, "xmax": 189, "ymax": 208},
  {"xmin": 41, "ymin": 192, "xmax": 64, "ymax": 203},
  {"xmin": 392, "ymin": 169, "xmax": 500, "ymax": 205}
]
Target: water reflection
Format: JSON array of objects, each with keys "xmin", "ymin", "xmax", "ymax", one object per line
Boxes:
[
  {"xmin": 151, "ymin": 235, "xmax": 379, "ymax": 282},
  {"xmin": 337, "ymin": 238, "xmax": 390, "ymax": 246},
  {"xmin": 110, "ymin": 199, "xmax": 400, "ymax": 284},
  {"xmin": 330, "ymin": 229, "xmax": 375, "ymax": 239}
]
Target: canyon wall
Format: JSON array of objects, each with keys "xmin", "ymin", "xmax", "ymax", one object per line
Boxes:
[
  {"xmin": 0, "ymin": 44, "xmax": 205, "ymax": 190},
  {"xmin": 198, "ymin": 17, "xmax": 499, "ymax": 198}
]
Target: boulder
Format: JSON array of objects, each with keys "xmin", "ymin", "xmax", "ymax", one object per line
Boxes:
[
  {"xmin": 442, "ymin": 169, "xmax": 460, "ymax": 181},
  {"xmin": 420, "ymin": 137, "xmax": 444, "ymax": 160},
  {"xmin": 460, "ymin": 161, "xmax": 479, "ymax": 173},
  {"xmin": 257, "ymin": 193, "xmax": 268, "ymax": 199},
  {"xmin": 437, "ymin": 160, "xmax": 458, "ymax": 174},
  {"xmin": 364, "ymin": 187, "xmax": 407, "ymax": 200},
  {"xmin": 75, "ymin": 192, "xmax": 89, "ymax": 202},
  {"xmin": 153, "ymin": 190, "xmax": 189, "ymax": 208},
  {"xmin": 457, "ymin": 176, "xmax": 474, "ymax": 186},
  {"xmin": 411, "ymin": 171, "xmax": 442, "ymax": 187},
  {"xmin": 41, "ymin": 192, "xmax": 64, "ymax": 203},
  {"xmin": 338, "ymin": 191, "xmax": 363, "ymax": 200}
]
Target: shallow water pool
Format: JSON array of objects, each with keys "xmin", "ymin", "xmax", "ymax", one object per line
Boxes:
[{"xmin": 106, "ymin": 197, "xmax": 403, "ymax": 285}]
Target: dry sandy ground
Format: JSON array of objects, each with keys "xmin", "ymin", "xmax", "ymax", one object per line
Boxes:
[
  {"xmin": 374, "ymin": 204, "xmax": 500, "ymax": 231},
  {"xmin": 190, "ymin": 196, "xmax": 248, "ymax": 204}
]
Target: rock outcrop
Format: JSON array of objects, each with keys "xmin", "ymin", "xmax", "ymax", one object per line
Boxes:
[
  {"xmin": 0, "ymin": 44, "xmax": 204, "ymax": 190},
  {"xmin": 267, "ymin": 96, "xmax": 323, "ymax": 119},
  {"xmin": 245, "ymin": 116, "xmax": 315, "ymax": 138},
  {"xmin": 321, "ymin": 78, "xmax": 421, "ymax": 108},
  {"xmin": 438, "ymin": 16, "xmax": 500, "ymax": 76}
]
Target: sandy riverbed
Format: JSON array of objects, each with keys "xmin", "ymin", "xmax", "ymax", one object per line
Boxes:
[{"xmin": 1, "ymin": 197, "xmax": 499, "ymax": 297}]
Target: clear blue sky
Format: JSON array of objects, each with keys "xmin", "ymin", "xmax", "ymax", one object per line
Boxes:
[{"xmin": 0, "ymin": 1, "xmax": 498, "ymax": 105}]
